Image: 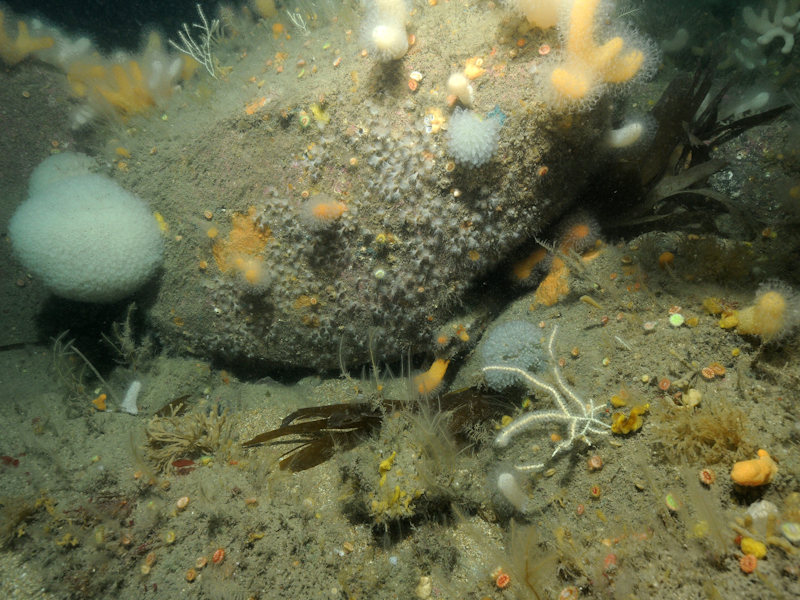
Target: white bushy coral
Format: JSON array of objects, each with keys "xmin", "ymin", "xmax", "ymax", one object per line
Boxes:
[{"xmin": 743, "ymin": 0, "xmax": 800, "ymax": 54}]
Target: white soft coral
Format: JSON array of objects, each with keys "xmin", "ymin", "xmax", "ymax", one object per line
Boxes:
[
  {"xmin": 363, "ymin": 0, "xmax": 410, "ymax": 61},
  {"xmin": 512, "ymin": 0, "xmax": 567, "ymax": 29},
  {"xmin": 743, "ymin": 0, "xmax": 800, "ymax": 54}
]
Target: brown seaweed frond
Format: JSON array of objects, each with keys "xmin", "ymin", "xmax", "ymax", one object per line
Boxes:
[
  {"xmin": 242, "ymin": 386, "xmax": 512, "ymax": 472},
  {"xmin": 242, "ymin": 401, "xmax": 385, "ymax": 472}
]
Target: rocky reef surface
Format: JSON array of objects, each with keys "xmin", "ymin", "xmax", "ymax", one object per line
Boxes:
[{"xmin": 115, "ymin": 3, "xmax": 606, "ymax": 369}]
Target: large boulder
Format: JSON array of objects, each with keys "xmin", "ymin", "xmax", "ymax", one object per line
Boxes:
[{"xmin": 115, "ymin": 4, "xmax": 606, "ymax": 369}]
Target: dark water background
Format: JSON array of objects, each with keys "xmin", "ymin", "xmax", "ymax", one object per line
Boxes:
[
  {"xmin": 5, "ymin": 0, "xmax": 755, "ymax": 53},
  {"xmin": 4, "ymin": 0, "xmax": 244, "ymax": 51}
]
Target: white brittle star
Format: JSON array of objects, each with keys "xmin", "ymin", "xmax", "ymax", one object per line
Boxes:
[{"xmin": 482, "ymin": 325, "xmax": 610, "ymax": 472}]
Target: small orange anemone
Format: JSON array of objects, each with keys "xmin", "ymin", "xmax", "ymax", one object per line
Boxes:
[
  {"xmin": 307, "ymin": 197, "xmax": 347, "ymax": 221},
  {"xmin": 556, "ymin": 214, "xmax": 600, "ymax": 254},
  {"xmin": 658, "ymin": 251, "xmax": 675, "ymax": 269}
]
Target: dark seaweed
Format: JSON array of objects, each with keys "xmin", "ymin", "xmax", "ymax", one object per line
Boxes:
[
  {"xmin": 242, "ymin": 387, "xmax": 511, "ymax": 471},
  {"xmin": 588, "ymin": 52, "xmax": 791, "ymax": 235}
]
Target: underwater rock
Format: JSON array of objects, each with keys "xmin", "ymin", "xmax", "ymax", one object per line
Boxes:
[{"xmin": 124, "ymin": 3, "xmax": 606, "ymax": 370}]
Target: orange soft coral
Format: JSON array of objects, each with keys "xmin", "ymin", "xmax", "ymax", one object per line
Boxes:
[
  {"xmin": 0, "ymin": 10, "xmax": 54, "ymax": 66},
  {"xmin": 67, "ymin": 59, "xmax": 156, "ymax": 117},
  {"xmin": 548, "ymin": 0, "xmax": 651, "ymax": 108},
  {"xmin": 720, "ymin": 282, "xmax": 800, "ymax": 342},
  {"xmin": 66, "ymin": 32, "xmax": 191, "ymax": 121},
  {"xmin": 98, "ymin": 61, "xmax": 156, "ymax": 115}
]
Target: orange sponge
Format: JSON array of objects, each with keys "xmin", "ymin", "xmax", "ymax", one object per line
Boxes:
[
  {"xmin": 212, "ymin": 207, "xmax": 272, "ymax": 286},
  {"xmin": 534, "ymin": 256, "xmax": 570, "ymax": 306},
  {"xmin": 533, "ymin": 213, "xmax": 602, "ymax": 306},
  {"xmin": 731, "ymin": 449, "xmax": 778, "ymax": 487},
  {"xmin": 511, "ymin": 245, "xmax": 548, "ymax": 282}
]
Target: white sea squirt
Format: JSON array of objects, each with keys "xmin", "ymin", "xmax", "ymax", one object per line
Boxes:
[{"xmin": 120, "ymin": 380, "xmax": 142, "ymax": 415}]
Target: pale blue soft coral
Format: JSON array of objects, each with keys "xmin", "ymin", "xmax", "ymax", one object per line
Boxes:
[
  {"xmin": 447, "ymin": 108, "xmax": 502, "ymax": 167},
  {"xmin": 479, "ymin": 320, "xmax": 545, "ymax": 390}
]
